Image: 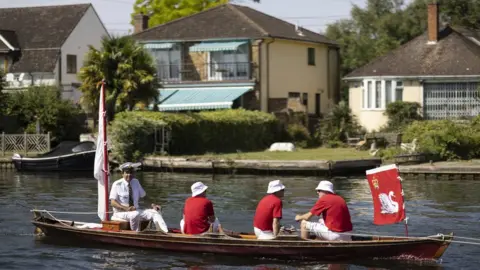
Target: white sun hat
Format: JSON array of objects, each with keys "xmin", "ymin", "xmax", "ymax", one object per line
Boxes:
[
  {"xmin": 266, "ymin": 180, "xmax": 285, "ymax": 194},
  {"xmin": 191, "ymin": 181, "xmax": 208, "ymax": 197},
  {"xmin": 315, "ymin": 180, "xmax": 335, "ymax": 194}
]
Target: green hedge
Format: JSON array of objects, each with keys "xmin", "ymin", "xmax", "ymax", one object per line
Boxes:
[
  {"xmin": 112, "ymin": 109, "xmax": 280, "ymax": 155},
  {"xmin": 403, "ymin": 119, "xmax": 480, "ymax": 160},
  {"xmin": 109, "ymin": 113, "xmax": 166, "ymax": 162}
]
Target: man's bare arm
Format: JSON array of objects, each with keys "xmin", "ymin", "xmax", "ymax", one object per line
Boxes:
[
  {"xmin": 273, "ymin": 218, "xmax": 281, "ymax": 236},
  {"xmin": 295, "ymin": 212, "xmax": 313, "ymax": 222}
]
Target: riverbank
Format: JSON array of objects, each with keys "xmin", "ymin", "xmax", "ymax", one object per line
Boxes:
[{"xmin": 3, "ymin": 151, "xmax": 480, "ymax": 179}]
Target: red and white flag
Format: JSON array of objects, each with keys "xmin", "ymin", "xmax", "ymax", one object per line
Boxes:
[{"xmin": 366, "ymin": 164, "xmax": 406, "ymax": 225}]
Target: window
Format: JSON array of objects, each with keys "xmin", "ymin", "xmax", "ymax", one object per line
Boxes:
[
  {"xmin": 147, "ymin": 45, "xmax": 181, "ymax": 81},
  {"xmin": 209, "ymin": 43, "xmax": 249, "ymax": 80},
  {"xmin": 395, "ymin": 81, "xmax": 403, "ymax": 101},
  {"xmin": 66, "ymin": 54, "xmax": 77, "ymax": 74},
  {"xmin": 302, "ymin": 93, "xmax": 308, "ymax": 107},
  {"xmin": 362, "ymin": 79, "xmax": 403, "ymax": 110},
  {"xmin": 288, "ymin": 92, "xmax": 300, "ymax": 99},
  {"xmin": 385, "ymin": 80, "xmax": 392, "ymax": 104},
  {"xmin": 307, "ymin": 48, "xmax": 315, "ymax": 66}
]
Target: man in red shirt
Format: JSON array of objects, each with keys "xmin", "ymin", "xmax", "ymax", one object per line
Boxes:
[
  {"xmin": 253, "ymin": 180, "xmax": 285, "ymax": 239},
  {"xmin": 180, "ymin": 182, "xmax": 221, "ymax": 234},
  {"xmin": 295, "ymin": 180, "xmax": 352, "ymax": 241}
]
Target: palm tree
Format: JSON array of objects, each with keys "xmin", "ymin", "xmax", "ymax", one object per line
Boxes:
[{"xmin": 79, "ymin": 35, "xmax": 159, "ymax": 122}]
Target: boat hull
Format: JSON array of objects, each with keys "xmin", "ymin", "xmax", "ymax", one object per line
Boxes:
[
  {"xmin": 12, "ymin": 150, "xmax": 96, "ymax": 172},
  {"xmin": 32, "ymin": 219, "xmax": 453, "ymax": 261}
]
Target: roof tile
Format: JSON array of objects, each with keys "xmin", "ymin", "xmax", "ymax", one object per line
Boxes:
[
  {"xmin": 344, "ymin": 26, "xmax": 480, "ymax": 78},
  {"xmin": 133, "ymin": 4, "xmax": 336, "ymax": 45}
]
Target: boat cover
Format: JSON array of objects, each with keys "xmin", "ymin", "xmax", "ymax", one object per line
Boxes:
[{"xmin": 38, "ymin": 141, "xmax": 96, "ymax": 158}]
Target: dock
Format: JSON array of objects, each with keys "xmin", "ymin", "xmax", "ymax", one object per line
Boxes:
[
  {"xmin": 3, "ymin": 154, "xmax": 480, "ymax": 179},
  {"xmin": 141, "ymin": 157, "xmax": 382, "ymax": 176}
]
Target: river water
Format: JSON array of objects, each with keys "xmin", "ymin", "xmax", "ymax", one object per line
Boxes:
[{"xmin": 0, "ymin": 170, "xmax": 479, "ymax": 269}]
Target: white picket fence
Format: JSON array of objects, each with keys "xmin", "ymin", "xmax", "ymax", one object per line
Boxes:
[{"xmin": 1, "ymin": 132, "xmax": 51, "ymax": 156}]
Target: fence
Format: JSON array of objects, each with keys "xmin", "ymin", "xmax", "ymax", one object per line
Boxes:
[{"xmin": 1, "ymin": 132, "xmax": 51, "ymax": 156}]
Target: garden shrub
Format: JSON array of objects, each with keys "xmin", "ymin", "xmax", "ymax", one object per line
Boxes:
[
  {"xmin": 382, "ymin": 101, "xmax": 422, "ymax": 131},
  {"xmin": 403, "ymin": 120, "xmax": 480, "ymax": 160},
  {"xmin": 109, "ymin": 113, "xmax": 166, "ymax": 162},
  {"xmin": 314, "ymin": 101, "xmax": 363, "ymax": 147},
  {"xmin": 112, "ymin": 109, "xmax": 279, "ymax": 155},
  {"xmin": 285, "ymin": 123, "xmax": 311, "ymax": 148}
]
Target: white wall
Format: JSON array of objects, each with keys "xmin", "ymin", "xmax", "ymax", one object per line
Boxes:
[{"xmin": 60, "ymin": 5, "xmax": 109, "ymax": 103}]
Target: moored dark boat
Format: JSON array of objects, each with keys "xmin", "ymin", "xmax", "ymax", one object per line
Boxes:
[
  {"xmin": 31, "ymin": 211, "xmax": 453, "ymax": 262},
  {"xmin": 12, "ymin": 141, "xmax": 96, "ymax": 172}
]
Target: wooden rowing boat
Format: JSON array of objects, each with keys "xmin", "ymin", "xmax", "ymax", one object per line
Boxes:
[{"xmin": 31, "ymin": 210, "xmax": 453, "ymax": 262}]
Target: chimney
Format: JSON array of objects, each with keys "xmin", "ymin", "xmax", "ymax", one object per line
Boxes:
[
  {"xmin": 133, "ymin": 13, "xmax": 149, "ymax": 34},
  {"xmin": 427, "ymin": 1, "xmax": 439, "ymax": 44}
]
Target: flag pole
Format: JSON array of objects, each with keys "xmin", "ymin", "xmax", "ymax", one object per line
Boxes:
[
  {"xmin": 404, "ymin": 217, "xmax": 409, "ymax": 237},
  {"xmin": 101, "ymin": 79, "xmax": 110, "ymax": 221}
]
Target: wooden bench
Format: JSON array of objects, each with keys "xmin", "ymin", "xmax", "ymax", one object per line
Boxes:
[{"xmin": 365, "ymin": 132, "xmax": 402, "ymax": 147}]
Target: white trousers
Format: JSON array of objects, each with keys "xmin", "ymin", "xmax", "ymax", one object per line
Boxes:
[
  {"xmin": 112, "ymin": 209, "xmax": 168, "ymax": 233},
  {"xmin": 254, "ymin": 227, "xmax": 275, "ymax": 240},
  {"xmin": 304, "ymin": 219, "xmax": 351, "ymax": 241},
  {"xmin": 180, "ymin": 217, "xmax": 221, "ymax": 234}
]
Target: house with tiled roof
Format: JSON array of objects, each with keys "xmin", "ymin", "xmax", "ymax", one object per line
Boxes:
[
  {"xmin": 344, "ymin": 2, "xmax": 480, "ymax": 131},
  {"xmin": 131, "ymin": 3, "xmax": 340, "ymax": 115},
  {"xmin": 0, "ymin": 3, "xmax": 109, "ymax": 102}
]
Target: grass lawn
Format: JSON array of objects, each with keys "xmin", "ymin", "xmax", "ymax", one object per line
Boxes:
[{"xmin": 180, "ymin": 147, "xmax": 372, "ymax": 161}]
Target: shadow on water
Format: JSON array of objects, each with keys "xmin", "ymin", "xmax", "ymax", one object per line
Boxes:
[{"xmin": 34, "ymin": 236, "xmax": 444, "ymax": 270}]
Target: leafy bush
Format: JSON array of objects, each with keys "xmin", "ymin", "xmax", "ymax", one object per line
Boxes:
[
  {"xmin": 382, "ymin": 101, "xmax": 422, "ymax": 131},
  {"xmin": 110, "ymin": 113, "xmax": 166, "ymax": 162},
  {"xmin": 314, "ymin": 101, "xmax": 363, "ymax": 147},
  {"xmin": 285, "ymin": 123, "xmax": 311, "ymax": 148},
  {"xmin": 113, "ymin": 109, "xmax": 280, "ymax": 155},
  {"xmin": 3, "ymin": 86, "xmax": 87, "ymax": 143},
  {"xmin": 403, "ymin": 120, "xmax": 480, "ymax": 160}
]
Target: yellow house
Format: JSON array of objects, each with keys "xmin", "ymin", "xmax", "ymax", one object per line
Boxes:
[
  {"xmin": 131, "ymin": 3, "xmax": 340, "ymax": 115},
  {"xmin": 344, "ymin": 2, "xmax": 480, "ymax": 131}
]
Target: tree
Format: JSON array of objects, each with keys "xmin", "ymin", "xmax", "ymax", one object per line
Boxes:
[
  {"xmin": 326, "ymin": 0, "xmax": 480, "ymax": 82},
  {"xmin": 78, "ymin": 35, "xmax": 159, "ymax": 122},
  {"xmin": 132, "ymin": 0, "xmax": 259, "ymax": 27},
  {"xmin": 325, "ymin": 0, "xmax": 425, "ymax": 77},
  {"xmin": 4, "ymin": 86, "xmax": 87, "ymax": 142}
]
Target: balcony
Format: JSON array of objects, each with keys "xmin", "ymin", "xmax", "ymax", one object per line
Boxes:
[{"xmin": 156, "ymin": 62, "xmax": 254, "ymax": 84}]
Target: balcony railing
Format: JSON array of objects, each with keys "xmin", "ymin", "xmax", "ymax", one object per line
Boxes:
[{"xmin": 156, "ymin": 62, "xmax": 253, "ymax": 83}]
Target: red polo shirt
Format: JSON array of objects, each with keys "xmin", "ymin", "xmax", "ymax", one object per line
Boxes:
[
  {"xmin": 183, "ymin": 197, "xmax": 215, "ymax": 234},
  {"xmin": 310, "ymin": 193, "xmax": 353, "ymax": 232},
  {"xmin": 253, "ymin": 194, "xmax": 283, "ymax": 231}
]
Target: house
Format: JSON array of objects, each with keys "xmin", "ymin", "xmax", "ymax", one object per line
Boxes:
[
  {"xmin": 131, "ymin": 3, "xmax": 340, "ymax": 115},
  {"xmin": 344, "ymin": 2, "xmax": 480, "ymax": 131},
  {"xmin": 0, "ymin": 3, "xmax": 109, "ymax": 102}
]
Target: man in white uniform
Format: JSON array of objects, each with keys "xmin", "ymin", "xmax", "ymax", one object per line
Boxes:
[{"xmin": 109, "ymin": 162, "xmax": 168, "ymax": 233}]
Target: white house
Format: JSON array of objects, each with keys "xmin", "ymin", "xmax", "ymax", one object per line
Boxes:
[
  {"xmin": 0, "ymin": 3, "xmax": 109, "ymax": 102},
  {"xmin": 344, "ymin": 2, "xmax": 480, "ymax": 131}
]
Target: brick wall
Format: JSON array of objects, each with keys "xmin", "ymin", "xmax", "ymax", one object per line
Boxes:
[{"xmin": 183, "ymin": 42, "xmax": 207, "ymax": 81}]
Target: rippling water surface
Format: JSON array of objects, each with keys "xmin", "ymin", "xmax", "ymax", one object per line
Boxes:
[{"xmin": 0, "ymin": 170, "xmax": 479, "ymax": 269}]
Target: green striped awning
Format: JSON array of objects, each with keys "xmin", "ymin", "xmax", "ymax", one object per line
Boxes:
[
  {"xmin": 143, "ymin": 42, "xmax": 175, "ymax": 49},
  {"xmin": 189, "ymin": 41, "xmax": 248, "ymax": 52},
  {"xmin": 158, "ymin": 86, "xmax": 252, "ymax": 111}
]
